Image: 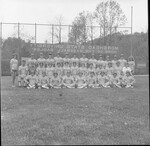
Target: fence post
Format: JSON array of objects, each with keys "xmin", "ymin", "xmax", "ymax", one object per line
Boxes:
[
  {"xmin": 0, "ymin": 22, "xmax": 2, "ymax": 76},
  {"xmin": 91, "ymin": 25, "xmax": 93, "ymax": 47},
  {"xmin": 68, "ymin": 25, "xmax": 70, "ymax": 43},
  {"xmin": 0, "ymin": 22, "xmax": 2, "ymax": 47},
  {"xmin": 130, "ymin": 6, "xmax": 133, "ymax": 56},
  {"xmin": 18, "ymin": 22, "xmax": 21, "ymax": 65},
  {"xmin": 59, "ymin": 24, "xmax": 61, "ymax": 44},
  {"xmin": 52, "ymin": 24, "xmax": 54, "ymax": 44},
  {"xmin": 35, "ymin": 23, "xmax": 36, "ymax": 44},
  {"xmin": 99, "ymin": 26, "xmax": 101, "ymax": 47}
]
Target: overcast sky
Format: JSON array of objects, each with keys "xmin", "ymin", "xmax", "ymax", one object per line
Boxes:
[{"xmin": 0, "ymin": 0, "xmax": 148, "ymax": 43}]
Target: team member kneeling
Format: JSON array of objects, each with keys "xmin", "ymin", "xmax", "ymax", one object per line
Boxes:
[
  {"xmin": 62, "ymin": 71, "xmax": 75, "ymax": 88},
  {"xmin": 18, "ymin": 60, "xmax": 28, "ymax": 87}
]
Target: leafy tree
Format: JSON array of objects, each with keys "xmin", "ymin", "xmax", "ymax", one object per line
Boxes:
[
  {"xmin": 94, "ymin": 0, "xmax": 127, "ymax": 45},
  {"xmin": 68, "ymin": 11, "xmax": 88, "ymax": 44}
]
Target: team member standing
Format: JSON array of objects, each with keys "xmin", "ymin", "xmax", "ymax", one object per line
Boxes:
[
  {"xmin": 18, "ymin": 60, "xmax": 28, "ymax": 87},
  {"xmin": 54, "ymin": 52, "xmax": 63, "ymax": 67},
  {"xmin": 119, "ymin": 54, "xmax": 127, "ymax": 69},
  {"xmin": 71, "ymin": 54, "xmax": 79, "ymax": 67},
  {"xmin": 88, "ymin": 53, "xmax": 97, "ymax": 68},
  {"xmin": 37, "ymin": 52, "xmax": 46, "ymax": 67},
  {"xmin": 128, "ymin": 56, "xmax": 135, "ymax": 74},
  {"xmin": 97, "ymin": 55, "xmax": 105, "ymax": 69},
  {"xmin": 104, "ymin": 55, "xmax": 111, "ymax": 69},
  {"xmin": 79, "ymin": 53, "xmax": 88, "ymax": 68},
  {"xmin": 112, "ymin": 55, "xmax": 118, "ymax": 68},
  {"xmin": 63, "ymin": 53, "xmax": 70, "ymax": 67},
  {"xmin": 46, "ymin": 53, "xmax": 55, "ymax": 68},
  {"xmin": 27, "ymin": 53, "xmax": 37, "ymax": 73},
  {"xmin": 10, "ymin": 53, "xmax": 18, "ymax": 87},
  {"xmin": 114, "ymin": 61, "xmax": 122, "ymax": 76}
]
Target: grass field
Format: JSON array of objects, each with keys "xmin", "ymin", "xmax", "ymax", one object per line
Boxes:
[{"xmin": 1, "ymin": 76, "xmax": 150, "ymax": 145}]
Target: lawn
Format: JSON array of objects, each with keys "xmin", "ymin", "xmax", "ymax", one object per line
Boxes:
[{"xmin": 1, "ymin": 76, "xmax": 150, "ymax": 145}]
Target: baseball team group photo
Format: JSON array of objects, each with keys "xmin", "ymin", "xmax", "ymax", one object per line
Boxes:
[{"xmin": 1, "ymin": 0, "xmax": 149, "ymax": 145}]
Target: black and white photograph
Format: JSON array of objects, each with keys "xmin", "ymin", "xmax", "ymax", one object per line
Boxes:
[{"xmin": 0, "ymin": 0, "xmax": 149, "ymax": 145}]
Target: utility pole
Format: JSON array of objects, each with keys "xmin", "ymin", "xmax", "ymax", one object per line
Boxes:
[{"xmin": 131, "ymin": 6, "xmax": 133, "ymax": 56}]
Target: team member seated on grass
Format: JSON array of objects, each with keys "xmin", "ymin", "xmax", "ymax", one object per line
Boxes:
[
  {"xmin": 38, "ymin": 72, "xmax": 49, "ymax": 89},
  {"xmin": 97, "ymin": 70, "xmax": 106, "ymax": 88},
  {"xmin": 87, "ymin": 71, "xmax": 96, "ymax": 88},
  {"xmin": 75, "ymin": 71, "xmax": 87, "ymax": 88},
  {"xmin": 62, "ymin": 71, "xmax": 75, "ymax": 88},
  {"xmin": 49, "ymin": 72, "xmax": 62, "ymax": 88},
  {"xmin": 36, "ymin": 62, "xmax": 46, "ymax": 77},
  {"xmin": 18, "ymin": 60, "xmax": 28, "ymax": 87},
  {"xmin": 118, "ymin": 71, "xmax": 126, "ymax": 88},
  {"xmin": 103, "ymin": 71, "xmax": 111, "ymax": 88},
  {"xmin": 25, "ymin": 71, "xmax": 38, "ymax": 89},
  {"xmin": 110, "ymin": 71, "xmax": 121, "ymax": 88},
  {"xmin": 124, "ymin": 71, "xmax": 135, "ymax": 88}
]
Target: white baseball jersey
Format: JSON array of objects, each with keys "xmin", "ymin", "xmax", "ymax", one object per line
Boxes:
[
  {"xmin": 27, "ymin": 58, "xmax": 37, "ymax": 67},
  {"xmin": 18, "ymin": 65, "xmax": 28, "ymax": 76},
  {"xmin": 10, "ymin": 58, "xmax": 18, "ymax": 70}
]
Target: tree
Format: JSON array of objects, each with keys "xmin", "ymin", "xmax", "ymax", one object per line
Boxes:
[
  {"xmin": 86, "ymin": 11, "xmax": 97, "ymax": 46},
  {"xmin": 12, "ymin": 24, "xmax": 35, "ymax": 42},
  {"xmin": 49, "ymin": 15, "xmax": 64, "ymax": 44},
  {"xmin": 94, "ymin": 0, "xmax": 127, "ymax": 45},
  {"xmin": 68, "ymin": 11, "xmax": 89, "ymax": 44}
]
